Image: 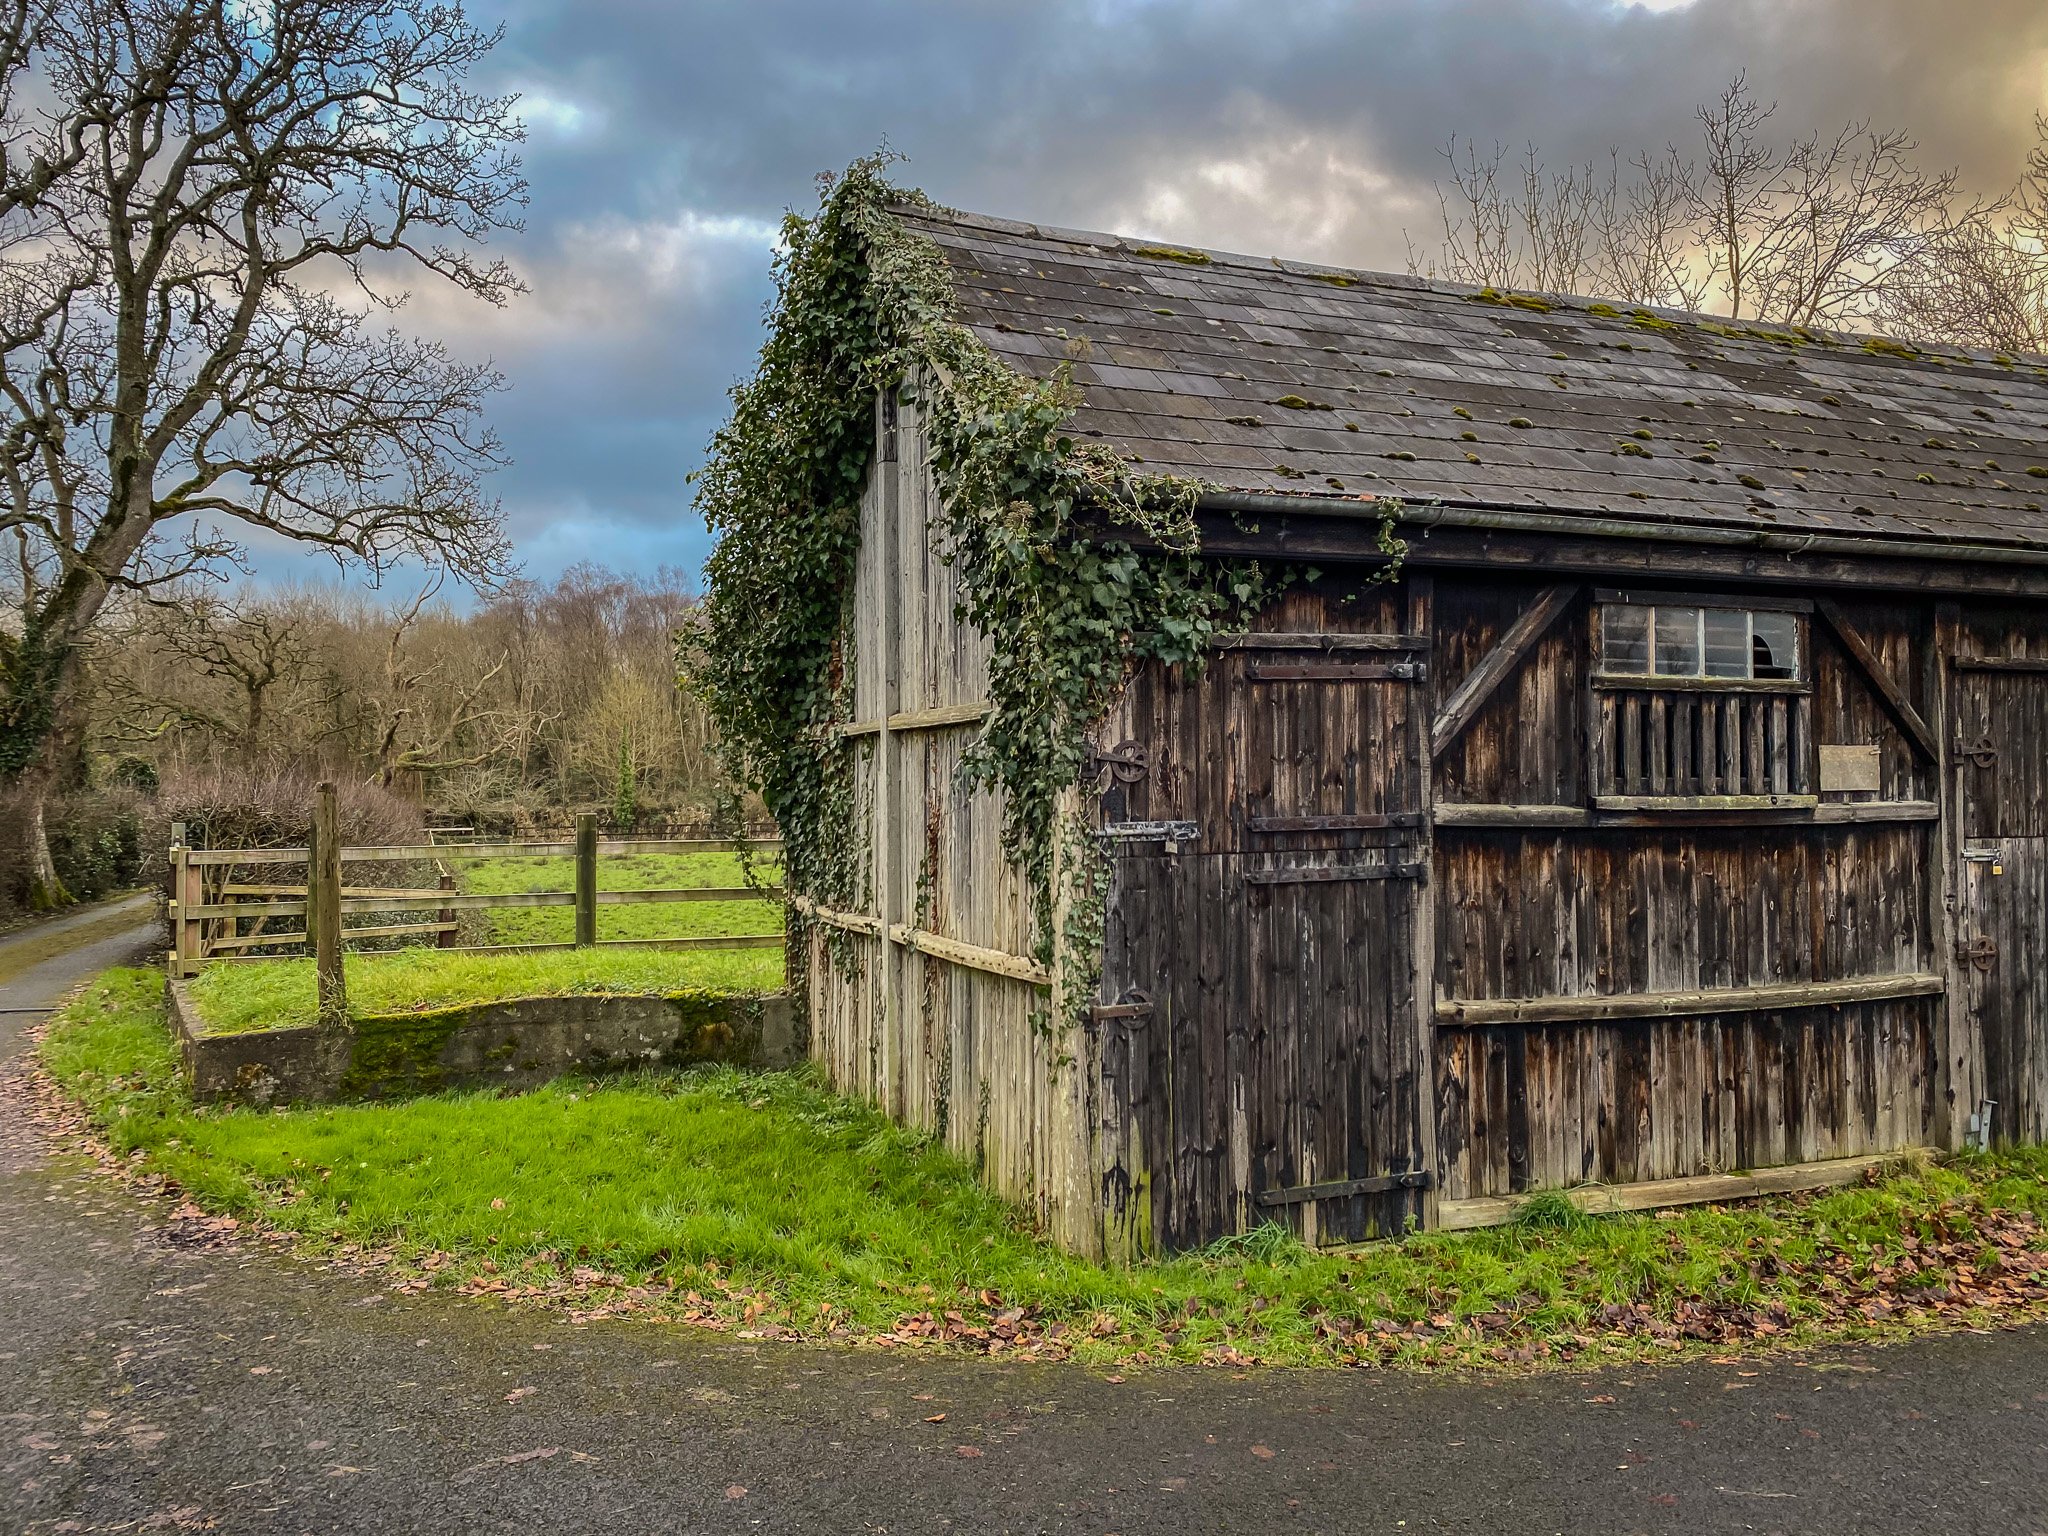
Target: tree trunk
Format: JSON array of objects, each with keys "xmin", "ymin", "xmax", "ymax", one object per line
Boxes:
[{"xmin": 23, "ymin": 785, "xmax": 68, "ymax": 912}]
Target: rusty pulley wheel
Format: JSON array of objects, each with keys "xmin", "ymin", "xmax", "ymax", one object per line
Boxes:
[
  {"xmin": 1958, "ymin": 734, "xmax": 1999, "ymax": 770},
  {"xmin": 1957, "ymin": 935, "xmax": 1999, "ymax": 972}
]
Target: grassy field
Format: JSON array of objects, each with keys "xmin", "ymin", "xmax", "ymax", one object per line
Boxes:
[
  {"xmin": 43, "ymin": 967, "xmax": 2048, "ymax": 1369},
  {"xmin": 456, "ymin": 850, "xmax": 782, "ymax": 946},
  {"xmin": 187, "ymin": 946, "xmax": 784, "ymax": 1034}
]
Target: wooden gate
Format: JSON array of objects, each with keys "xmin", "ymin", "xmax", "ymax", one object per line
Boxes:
[
  {"xmin": 1953, "ymin": 657, "xmax": 2048, "ymax": 1146},
  {"xmin": 1096, "ymin": 616, "xmax": 1432, "ymax": 1251}
]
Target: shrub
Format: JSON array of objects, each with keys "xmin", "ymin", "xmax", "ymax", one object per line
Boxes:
[
  {"xmin": 150, "ymin": 766, "xmax": 424, "ymax": 853},
  {"xmin": 47, "ymin": 788, "xmax": 151, "ymax": 901}
]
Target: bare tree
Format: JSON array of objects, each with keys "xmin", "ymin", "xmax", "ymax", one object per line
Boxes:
[
  {"xmin": 101, "ymin": 590, "xmax": 330, "ymax": 756},
  {"xmin": 0, "ymin": 0, "xmax": 524, "ymax": 897},
  {"xmin": 1879, "ymin": 117, "xmax": 2048, "ymax": 353},
  {"xmin": 1415, "ymin": 72, "xmax": 1966, "ymax": 331}
]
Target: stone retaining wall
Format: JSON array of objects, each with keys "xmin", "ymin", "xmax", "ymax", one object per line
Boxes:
[{"xmin": 167, "ymin": 975, "xmax": 798, "ymax": 1106}]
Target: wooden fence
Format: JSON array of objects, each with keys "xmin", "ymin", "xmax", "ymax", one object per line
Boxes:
[{"xmin": 167, "ymin": 807, "xmax": 784, "ymax": 978}]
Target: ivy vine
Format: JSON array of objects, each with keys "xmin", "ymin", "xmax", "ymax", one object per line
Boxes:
[{"xmin": 690, "ymin": 157, "xmax": 1403, "ymax": 1032}]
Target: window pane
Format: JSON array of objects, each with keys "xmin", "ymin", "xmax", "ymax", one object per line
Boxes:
[
  {"xmin": 1703, "ymin": 608, "xmax": 1750, "ymax": 677},
  {"xmin": 1601, "ymin": 604, "xmax": 1649, "ymax": 673},
  {"xmin": 1752, "ymin": 610, "xmax": 1799, "ymax": 679},
  {"xmin": 1653, "ymin": 607, "xmax": 1702, "ymax": 676}
]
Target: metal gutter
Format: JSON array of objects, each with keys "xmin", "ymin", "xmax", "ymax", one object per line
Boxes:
[{"xmin": 1194, "ymin": 489, "xmax": 2048, "ymax": 571}]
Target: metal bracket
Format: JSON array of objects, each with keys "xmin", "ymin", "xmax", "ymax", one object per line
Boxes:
[{"xmin": 1087, "ymin": 988, "xmax": 1154, "ymax": 1026}]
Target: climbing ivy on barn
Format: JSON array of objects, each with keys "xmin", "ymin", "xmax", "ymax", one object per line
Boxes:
[{"xmin": 690, "ymin": 157, "xmax": 1402, "ymax": 1028}]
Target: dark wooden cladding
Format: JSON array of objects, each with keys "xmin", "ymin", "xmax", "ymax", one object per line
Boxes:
[
  {"xmin": 1435, "ymin": 1001, "xmax": 1940, "ymax": 1200},
  {"xmin": 1080, "ymin": 562, "xmax": 2039, "ymax": 1242},
  {"xmin": 1951, "ymin": 606, "xmax": 2048, "ymax": 1147}
]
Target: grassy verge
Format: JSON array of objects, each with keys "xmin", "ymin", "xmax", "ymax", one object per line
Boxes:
[
  {"xmin": 42, "ymin": 967, "xmax": 2048, "ymax": 1370},
  {"xmin": 187, "ymin": 946, "xmax": 784, "ymax": 1034},
  {"xmin": 459, "ymin": 851, "xmax": 782, "ymax": 946}
]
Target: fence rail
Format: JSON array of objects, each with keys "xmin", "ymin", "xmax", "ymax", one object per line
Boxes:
[{"xmin": 168, "ymin": 808, "xmax": 785, "ymax": 977}]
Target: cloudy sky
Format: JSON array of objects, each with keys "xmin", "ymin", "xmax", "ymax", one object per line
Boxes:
[{"xmin": 411, "ymin": 0, "xmax": 2048, "ymax": 588}]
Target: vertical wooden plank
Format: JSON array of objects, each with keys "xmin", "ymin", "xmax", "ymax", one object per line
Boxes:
[
  {"xmin": 574, "ymin": 814, "xmax": 598, "ymax": 947},
  {"xmin": 1743, "ymin": 695, "xmax": 1766, "ymax": 796},
  {"xmin": 1595, "ymin": 694, "xmax": 1618, "ymax": 797},
  {"xmin": 1623, "ymin": 693, "xmax": 1644, "ymax": 793},
  {"xmin": 312, "ymin": 783, "xmax": 346, "ymax": 1028},
  {"xmin": 1649, "ymin": 694, "xmax": 1669, "ymax": 795},
  {"xmin": 1931, "ymin": 600, "xmax": 1973, "ymax": 1150},
  {"xmin": 1407, "ymin": 574, "xmax": 1442, "ymax": 1229},
  {"xmin": 1768, "ymin": 697, "xmax": 1790, "ymax": 795},
  {"xmin": 168, "ymin": 822, "xmax": 191, "ymax": 977}
]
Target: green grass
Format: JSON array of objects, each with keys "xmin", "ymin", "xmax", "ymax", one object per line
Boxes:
[
  {"xmin": 460, "ymin": 852, "xmax": 782, "ymax": 946},
  {"xmin": 43, "ymin": 968, "xmax": 2048, "ymax": 1369},
  {"xmin": 187, "ymin": 946, "xmax": 784, "ymax": 1034}
]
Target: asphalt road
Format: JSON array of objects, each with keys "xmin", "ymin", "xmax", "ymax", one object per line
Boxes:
[{"xmin": 3, "ymin": 906, "xmax": 2046, "ymax": 1535}]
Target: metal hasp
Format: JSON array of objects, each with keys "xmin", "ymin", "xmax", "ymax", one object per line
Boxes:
[
  {"xmin": 1100, "ymin": 820, "xmax": 1199, "ymax": 844},
  {"xmin": 1254, "ymin": 1170, "xmax": 1434, "ymax": 1208}
]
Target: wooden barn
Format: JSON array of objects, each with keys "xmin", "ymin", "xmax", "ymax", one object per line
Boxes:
[{"xmin": 786, "ymin": 202, "xmax": 2048, "ymax": 1259}]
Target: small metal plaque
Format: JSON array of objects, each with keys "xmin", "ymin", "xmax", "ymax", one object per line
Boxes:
[{"xmin": 1818, "ymin": 744, "xmax": 1882, "ymax": 794}]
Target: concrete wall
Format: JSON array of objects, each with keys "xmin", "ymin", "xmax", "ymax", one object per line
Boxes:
[{"xmin": 168, "ymin": 976, "xmax": 798, "ymax": 1107}]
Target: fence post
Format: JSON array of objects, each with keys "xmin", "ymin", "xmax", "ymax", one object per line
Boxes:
[
  {"xmin": 438, "ymin": 872, "xmax": 457, "ymax": 948},
  {"xmin": 312, "ymin": 783, "xmax": 347, "ymax": 1027},
  {"xmin": 574, "ymin": 813, "xmax": 598, "ymax": 948},
  {"xmin": 168, "ymin": 822, "xmax": 189, "ymax": 977}
]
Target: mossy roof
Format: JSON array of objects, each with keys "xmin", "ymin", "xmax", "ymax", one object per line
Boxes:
[{"xmin": 899, "ymin": 204, "xmax": 2048, "ymax": 551}]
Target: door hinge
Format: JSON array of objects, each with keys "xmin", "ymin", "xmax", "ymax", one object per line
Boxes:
[
  {"xmin": 1254, "ymin": 1170, "xmax": 1433, "ymax": 1208},
  {"xmin": 1087, "ymin": 989, "xmax": 1154, "ymax": 1026}
]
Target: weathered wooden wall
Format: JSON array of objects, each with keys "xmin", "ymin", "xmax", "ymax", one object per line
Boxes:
[
  {"xmin": 1429, "ymin": 576, "xmax": 1948, "ymax": 1210},
  {"xmin": 807, "ymin": 389, "xmax": 1101, "ymax": 1254}
]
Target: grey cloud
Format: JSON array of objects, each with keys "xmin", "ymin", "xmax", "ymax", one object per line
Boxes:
[{"xmin": 395, "ymin": 0, "xmax": 2048, "ymax": 585}]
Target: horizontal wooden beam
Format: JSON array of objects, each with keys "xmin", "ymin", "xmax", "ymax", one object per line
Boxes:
[
  {"xmin": 1435, "ymin": 1149, "xmax": 1931, "ymax": 1231},
  {"xmin": 194, "ymin": 933, "xmax": 786, "ymax": 965},
  {"xmin": 839, "ymin": 702, "xmax": 988, "ymax": 737},
  {"xmin": 1592, "ymin": 794, "xmax": 1818, "ymax": 813},
  {"xmin": 204, "ymin": 921, "xmax": 457, "ymax": 951},
  {"xmin": 1953, "ymin": 655, "xmax": 2048, "ymax": 672},
  {"xmin": 187, "ymin": 837, "xmax": 782, "ymax": 866},
  {"xmin": 1210, "ymin": 631, "xmax": 1430, "ymax": 652},
  {"xmin": 787, "ymin": 895, "xmax": 884, "ymax": 937},
  {"xmin": 1430, "ymin": 583, "xmax": 1579, "ymax": 760},
  {"xmin": 1434, "ymin": 800, "xmax": 1940, "ymax": 829},
  {"xmin": 1589, "ymin": 675, "xmax": 1808, "ymax": 695},
  {"xmin": 888, "ymin": 924, "xmax": 1051, "ymax": 986},
  {"xmin": 1435, "ymin": 971, "xmax": 1943, "ymax": 1027},
  {"xmin": 185, "ymin": 885, "xmax": 782, "ymax": 920}
]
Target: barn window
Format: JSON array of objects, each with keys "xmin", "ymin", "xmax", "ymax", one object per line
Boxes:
[{"xmin": 1591, "ymin": 595, "xmax": 1813, "ymax": 802}]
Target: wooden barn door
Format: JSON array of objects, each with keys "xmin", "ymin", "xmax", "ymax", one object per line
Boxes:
[
  {"xmin": 1953, "ymin": 658, "xmax": 2048, "ymax": 1146},
  {"xmin": 1230, "ymin": 639, "xmax": 1431, "ymax": 1245}
]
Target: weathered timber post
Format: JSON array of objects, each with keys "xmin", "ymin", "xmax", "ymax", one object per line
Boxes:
[
  {"xmin": 168, "ymin": 822, "xmax": 191, "ymax": 977},
  {"xmin": 311, "ymin": 783, "xmax": 347, "ymax": 1027},
  {"xmin": 574, "ymin": 813, "xmax": 598, "ymax": 948},
  {"xmin": 437, "ymin": 871, "xmax": 458, "ymax": 948}
]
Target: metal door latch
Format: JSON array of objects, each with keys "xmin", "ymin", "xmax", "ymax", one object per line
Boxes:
[{"xmin": 1088, "ymin": 989, "xmax": 1154, "ymax": 1026}]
